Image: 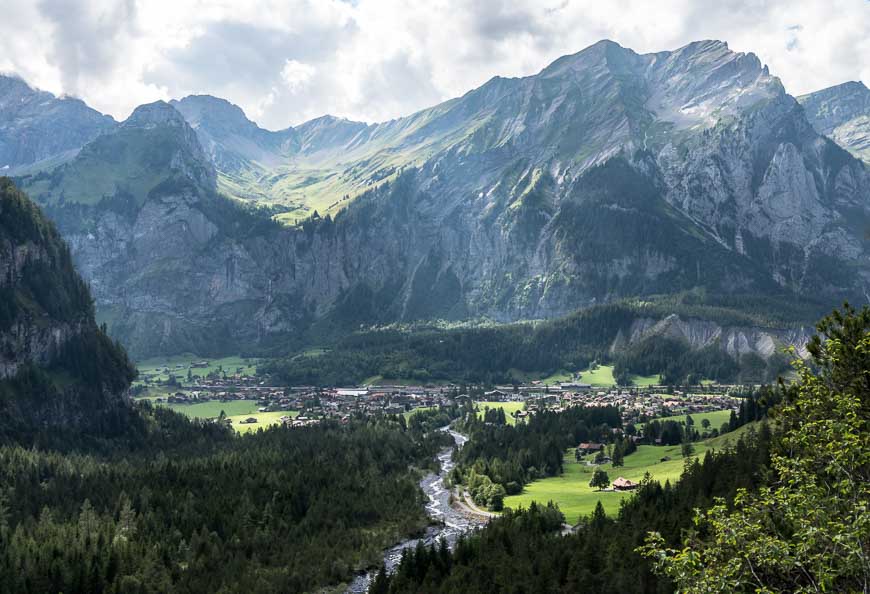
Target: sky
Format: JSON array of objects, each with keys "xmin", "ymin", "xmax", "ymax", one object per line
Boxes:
[{"xmin": 1, "ymin": 0, "xmax": 868, "ymax": 130}]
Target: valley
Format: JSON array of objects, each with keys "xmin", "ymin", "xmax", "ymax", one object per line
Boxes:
[{"xmin": 0, "ymin": 22, "xmax": 867, "ymax": 594}]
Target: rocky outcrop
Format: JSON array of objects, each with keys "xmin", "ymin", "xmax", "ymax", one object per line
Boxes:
[{"xmin": 614, "ymin": 314, "xmax": 814, "ymax": 359}]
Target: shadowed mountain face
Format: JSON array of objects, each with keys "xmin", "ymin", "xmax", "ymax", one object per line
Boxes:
[
  {"xmin": 0, "ymin": 178, "xmax": 135, "ymax": 441},
  {"xmin": 0, "ymin": 75, "xmax": 115, "ymax": 174},
  {"xmin": 3, "ymin": 40, "xmax": 870, "ymax": 358},
  {"xmin": 799, "ymin": 81, "xmax": 870, "ymax": 164}
]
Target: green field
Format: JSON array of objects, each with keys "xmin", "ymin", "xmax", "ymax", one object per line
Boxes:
[
  {"xmin": 503, "ymin": 444, "xmax": 699, "ymax": 521},
  {"xmin": 646, "ymin": 409, "xmax": 734, "ymax": 434},
  {"xmin": 229, "ymin": 411, "xmax": 299, "ymax": 434},
  {"xmin": 149, "ymin": 399, "xmax": 261, "ymax": 419},
  {"xmin": 137, "ymin": 398, "xmax": 299, "ymax": 434},
  {"xmin": 543, "ymin": 365, "xmax": 659, "ymax": 388},
  {"xmin": 403, "ymin": 407, "xmax": 435, "ymax": 421},
  {"xmin": 503, "ymin": 423, "xmax": 759, "ymax": 521},
  {"xmin": 136, "ymin": 354, "xmax": 260, "ymax": 385},
  {"xmin": 475, "ymin": 401, "xmax": 526, "ymax": 425}
]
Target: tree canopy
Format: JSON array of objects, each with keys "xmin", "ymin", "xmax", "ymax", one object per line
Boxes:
[{"xmin": 641, "ymin": 304, "xmax": 870, "ymax": 592}]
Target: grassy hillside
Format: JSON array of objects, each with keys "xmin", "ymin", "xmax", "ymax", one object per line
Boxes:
[{"xmin": 503, "ymin": 423, "xmax": 762, "ymax": 520}]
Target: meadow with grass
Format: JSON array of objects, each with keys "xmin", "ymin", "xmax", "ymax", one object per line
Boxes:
[
  {"xmin": 503, "ymin": 425, "xmax": 757, "ymax": 521},
  {"xmin": 135, "ymin": 397, "xmax": 298, "ymax": 434},
  {"xmin": 136, "ymin": 354, "xmax": 260, "ymax": 384},
  {"xmin": 542, "ymin": 364, "xmax": 659, "ymax": 387},
  {"xmin": 474, "ymin": 401, "xmax": 526, "ymax": 425},
  {"xmin": 645, "ymin": 409, "xmax": 734, "ymax": 434}
]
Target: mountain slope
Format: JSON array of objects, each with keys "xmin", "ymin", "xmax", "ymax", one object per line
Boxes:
[
  {"xmin": 4, "ymin": 40, "xmax": 870, "ymax": 358},
  {"xmin": 0, "ymin": 177, "xmax": 135, "ymax": 441},
  {"xmin": 0, "ymin": 75, "xmax": 115, "ymax": 174},
  {"xmin": 798, "ymin": 81, "xmax": 870, "ymax": 164}
]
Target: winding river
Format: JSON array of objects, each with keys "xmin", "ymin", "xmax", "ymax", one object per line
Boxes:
[{"xmin": 346, "ymin": 429, "xmax": 487, "ymax": 593}]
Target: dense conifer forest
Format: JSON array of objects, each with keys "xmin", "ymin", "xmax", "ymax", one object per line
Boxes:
[{"xmin": 0, "ymin": 406, "xmax": 455, "ymax": 593}]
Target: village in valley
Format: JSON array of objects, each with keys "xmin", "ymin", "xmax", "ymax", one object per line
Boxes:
[{"xmin": 133, "ymin": 356, "xmax": 745, "ymax": 435}]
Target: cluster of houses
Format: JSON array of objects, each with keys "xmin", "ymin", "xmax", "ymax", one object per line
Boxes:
[
  {"xmin": 482, "ymin": 385, "xmax": 740, "ymax": 428},
  {"xmin": 151, "ymin": 378, "xmax": 458, "ymax": 426},
  {"xmin": 141, "ymin": 359, "xmax": 743, "ymax": 432}
]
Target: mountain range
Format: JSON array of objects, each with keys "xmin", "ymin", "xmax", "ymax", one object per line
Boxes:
[{"xmin": 2, "ymin": 39, "xmax": 868, "ymax": 359}]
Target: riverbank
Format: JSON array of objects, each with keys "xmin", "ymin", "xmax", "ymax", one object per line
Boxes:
[{"xmin": 345, "ymin": 428, "xmax": 487, "ymax": 593}]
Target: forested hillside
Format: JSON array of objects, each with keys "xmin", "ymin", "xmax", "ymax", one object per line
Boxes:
[
  {"xmin": 0, "ymin": 407, "xmax": 454, "ymax": 593},
  {"xmin": 265, "ymin": 294, "xmax": 822, "ymax": 386},
  {"xmin": 0, "ymin": 177, "xmax": 136, "ymax": 445}
]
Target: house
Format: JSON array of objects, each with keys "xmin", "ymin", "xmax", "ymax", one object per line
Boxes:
[
  {"xmin": 612, "ymin": 477, "xmax": 638, "ymax": 491},
  {"xmin": 577, "ymin": 442, "xmax": 605, "ymax": 454},
  {"xmin": 484, "ymin": 389, "xmax": 509, "ymax": 401},
  {"xmin": 240, "ymin": 417, "xmax": 258, "ymax": 424}
]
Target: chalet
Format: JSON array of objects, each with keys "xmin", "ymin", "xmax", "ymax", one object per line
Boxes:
[
  {"xmin": 240, "ymin": 417, "xmax": 258, "ymax": 424},
  {"xmin": 577, "ymin": 442, "xmax": 605, "ymax": 454},
  {"xmin": 612, "ymin": 477, "xmax": 638, "ymax": 491},
  {"xmin": 484, "ymin": 389, "xmax": 510, "ymax": 401}
]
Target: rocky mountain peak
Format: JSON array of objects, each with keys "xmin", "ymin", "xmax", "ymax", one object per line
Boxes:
[
  {"xmin": 799, "ymin": 80, "xmax": 870, "ymax": 162},
  {"xmin": 293, "ymin": 114, "xmax": 368, "ymax": 153},
  {"xmin": 798, "ymin": 80, "xmax": 870, "ymax": 133},
  {"xmin": 642, "ymin": 39, "xmax": 783, "ymax": 130},
  {"xmin": 0, "ymin": 74, "xmax": 115, "ymax": 171},
  {"xmin": 122, "ymin": 100, "xmax": 189, "ymax": 130},
  {"xmin": 170, "ymin": 95, "xmax": 297, "ymax": 173}
]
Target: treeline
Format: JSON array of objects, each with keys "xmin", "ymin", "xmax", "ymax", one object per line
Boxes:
[
  {"xmin": 266, "ymin": 290, "xmax": 819, "ymax": 387},
  {"xmin": 0, "ymin": 404, "xmax": 453, "ymax": 594},
  {"xmin": 264, "ymin": 303, "xmax": 637, "ymax": 386},
  {"xmin": 453, "ymin": 406, "xmax": 621, "ymax": 508},
  {"xmin": 374, "ymin": 425, "xmax": 773, "ymax": 593}
]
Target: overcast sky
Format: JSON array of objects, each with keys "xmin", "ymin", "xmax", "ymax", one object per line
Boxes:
[{"xmin": 1, "ymin": 0, "xmax": 868, "ymax": 129}]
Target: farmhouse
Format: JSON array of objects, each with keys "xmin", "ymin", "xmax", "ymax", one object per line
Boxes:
[
  {"xmin": 612, "ymin": 477, "xmax": 638, "ymax": 491},
  {"xmin": 577, "ymin": 442, "xmax": 605, "ymax": 454},
  {"xmin": 483, "ymin": 389, "xmax": 509, "ymax": 401}
]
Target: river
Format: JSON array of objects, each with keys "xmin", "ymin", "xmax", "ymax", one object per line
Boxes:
[{"xmin": 346, "ymin": 428, "xmax": 487, "ymax": 593}]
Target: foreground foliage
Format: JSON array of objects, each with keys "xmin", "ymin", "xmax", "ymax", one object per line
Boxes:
[{"xmin": 641, "ymin": 305, "xmax": 870, "ymax": 592}]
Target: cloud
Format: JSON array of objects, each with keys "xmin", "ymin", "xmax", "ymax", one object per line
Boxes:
[
  {"xmin": 281, "ymin": 60, "xmax": 316, "ymax": 92},
  {"xmin": 0, "ymin": 0, "xmax": 867, "ymax": 129}
]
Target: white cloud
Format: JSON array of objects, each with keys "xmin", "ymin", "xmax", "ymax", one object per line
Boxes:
[
  {"xmin": 281, "ymin": 59, "xmax": 316, "ymax": 92},
  {"xmin": 0, "ymin": 0, "xmax": 867, "ymax": 129}
]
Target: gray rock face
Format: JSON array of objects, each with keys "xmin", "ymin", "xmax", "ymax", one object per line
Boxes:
[
  {"xmin": 0, "ymin": 240, "xmax": 84, "ymax": 378},
  {"xmin": 799, "ymin": 81, "xmax": 870, "ymax": 163},
  {"xmin": 5, "ymin": 40, "xmax": 870, "ymax": 358},
  {"xmin": 0, "ymin": 75, "xmax": 115, "ymax": 172},
  {"xmin": 618, "ymin": 314, "xmax": 814, "ymax": 359}
]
